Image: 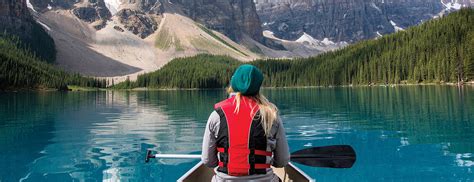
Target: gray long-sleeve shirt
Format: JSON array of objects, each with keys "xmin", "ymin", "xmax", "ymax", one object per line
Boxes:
[{"xmin": 201, "ymin": 111, "xmax": 290, "ymax": 182}]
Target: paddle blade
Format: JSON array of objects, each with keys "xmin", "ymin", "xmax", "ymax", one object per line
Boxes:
[
  {"xmin": 145, "ymin": 150, "xmax": 154, "ymax": 163},
  {"xmin": 290, "ymin": 145, "xmax": 356, "ymax": 168}
]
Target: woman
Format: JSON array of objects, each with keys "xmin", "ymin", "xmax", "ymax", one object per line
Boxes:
[{"xmin": 202, "ymin": 64, "xmax": 290, "ymax": 182}]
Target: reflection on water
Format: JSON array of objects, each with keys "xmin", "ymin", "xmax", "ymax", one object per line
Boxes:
[
  {"xmin": 0, "ymin": 86, "xmax": 473, "ymax": 181},
  {"xmin": 266, "ymin": 86, "xmax": 474, "ymax": 181}
]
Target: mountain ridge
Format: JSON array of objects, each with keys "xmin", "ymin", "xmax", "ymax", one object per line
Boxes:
[
  {"xmin": 255, "ymin": 0, "xmax": 472, "ymax": 43},
  {"xmin": 25, "ymin": 0, "xmax": 271, "ymax": 83},
  {"xmin": 2, "ymin": 0, "xmax": 472, "ymax": 85},
  {"xmin": 115, "ymin": 8, "xmax": 474, "ymax": 88}
]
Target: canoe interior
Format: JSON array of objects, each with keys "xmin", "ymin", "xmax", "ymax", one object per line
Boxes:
[{"xmin": 178, "ymin": 162, "xmax": 314, "ymax": 182}]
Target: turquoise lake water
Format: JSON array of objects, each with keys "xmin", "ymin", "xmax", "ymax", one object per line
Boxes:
[{"xmin": 0, "ymin": 86, "xmax": 473, "ymax": 181}]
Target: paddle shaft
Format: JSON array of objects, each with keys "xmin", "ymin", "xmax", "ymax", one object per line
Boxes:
[
  {"xmin": 154, "ymin": 154, "xmax": 201, "ymax": 159},
  {"xmin": 146, "ymin": 145, "xmax": 356, "ymax": 168},
  {"xmin": 152, "ymin": 153, "xmax": 355, "ymax": 160}
]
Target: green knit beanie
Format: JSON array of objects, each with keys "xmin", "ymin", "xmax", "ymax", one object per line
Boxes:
[{"xmin": 231, "ymin": 64, "xmax": 264, "ymax": 95}]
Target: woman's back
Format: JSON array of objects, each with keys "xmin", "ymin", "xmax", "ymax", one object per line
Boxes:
[{"xmin": 201, "ymin": 65, "xmax": 290, "ymax": 182}]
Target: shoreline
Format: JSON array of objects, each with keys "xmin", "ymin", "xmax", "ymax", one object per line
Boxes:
[
  {"xmin": 130, "ymin": 81, "xmax": 474, "ymax": 91},
  {"xmin": 262, "ymin": 81, "xmax": 474, "ymax": 89},
  {"xmin": 1, "ymin": 81, "xmax": 473, "ymax": 92}
]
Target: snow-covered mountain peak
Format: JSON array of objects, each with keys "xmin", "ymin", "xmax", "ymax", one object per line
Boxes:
[
  {"xmin": 295, "ymin": 32, "xmax": 340, "ymax": 46},
  {"xmin": 296, "ymin": 32, "xmax": 322, "ymax": 45},
  {"xmin": 321, "ymin": 38, "xmax": 335, "ymax": 45}
]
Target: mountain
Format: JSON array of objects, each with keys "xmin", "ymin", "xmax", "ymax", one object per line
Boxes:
[
  {"xmin": 0, "ymin": 0, "xmax": 55, "ymax": 62},
  {"xmin": 2, "ymin": 0, "xmax": 472, "ymax": 85},
  {"xmin": 0, "ymin": 0, "xmax": 111, "ymax": 90},
  {"xmin": 255, "ymin": 8, "xmax": 474, "ymax": 86},
  {"xmin": 29, "ymin": 0, "xmax": 263, "ymax": 41},
  {"xmin": 116, "ymin": 8, "xmax": 474, "ymax": 88},
  {"xmin": 23, "ymin": 0, "xmax": 285, "ymax": 82},
  {"xmin": 21, "ymin": 0, "xmax": 335, "ymax": 83},
  {"xmin": 255, "ymin": 0, "xmax": 472, "ymax": 43},
  {"xmin": 173, "ymin": 0, "xmax": 264, "ymax": 43}
]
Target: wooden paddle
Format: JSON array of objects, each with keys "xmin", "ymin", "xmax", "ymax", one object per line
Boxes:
[{"xmin": 145, "ymin": 145, "xmax": 356, "ymax": 168}]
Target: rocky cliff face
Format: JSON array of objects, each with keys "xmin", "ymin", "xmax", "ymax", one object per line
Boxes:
[
  {"xmin": 28, "ymin": 0, "xmax": 160, "ymax": 33},
  {"xmin": 118, "ymin": 0, "xmax": 162, "ymax": 13},
  {"xmin": 255, "ymin": 0, "xmax": 471, "ymax": 43},
  {"xmin": 109, "ymin": 0, "xmax": 162, "ymax": 38},
  {"xmin": 72, "ymin": 1, "xmax": 112, "ymax": 29},
  {"xmin": 29, "ymin": 0, "xmax": 75, "ymax": 10},
  {"xmin": 27, "ymin": 0, "xmax": 263, "ymax": 42},
  {"xmin": 29, "ymin": 0, "xmax": 112, "ymax": 30},
  {"xmin": 172, "ymin": 0, "xmax": 264, "ymax": 43},
  {"xmin": 0, "ymin": 0, "xmax": 56, "ymax": 62},
  {"xmin": 116, "ymin": 9, "xmax": 158, "ymax": 38}
]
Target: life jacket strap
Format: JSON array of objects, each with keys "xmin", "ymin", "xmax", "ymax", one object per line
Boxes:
[
  {"xmin": 217, "ymin": 147, "xmax": 228, "ymax": 153},
  {"xmin": 253, "ymin": 149, "xmax": 272, "ymax": 156},
  {"xmin": 254, "ymin": 163, "xmax": 271, "ymax": 169},
  {"xmin": 218, "ymin": 161, "xmax": 227, "ymax": 167},
  {"xmin": 217, "ymin": 147, "xmax": 272, "ymax": 156},
  {"xmin": 219, "ymin": 162, "xmax": 270, "ymax": 169}
]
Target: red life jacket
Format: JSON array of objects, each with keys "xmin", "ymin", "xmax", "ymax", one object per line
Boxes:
[{"xmin": 214, "ymin": 96, "xmax": 273, "ymax": 176}]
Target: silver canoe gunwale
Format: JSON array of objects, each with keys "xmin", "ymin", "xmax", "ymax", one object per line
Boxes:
[
  {"xmin": 288, "ymin": 162, "xmax": 315, "ymax": 182},
  {"xmin": 177, "ymin": 161, "xmax": 315, "ymax": 182},
  {"xmin": 177, "ymin": 161, "xmax": 205, "ymax": 182}
]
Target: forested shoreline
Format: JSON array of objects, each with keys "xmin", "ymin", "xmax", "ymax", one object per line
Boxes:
[
  {"xmin": 0, "ymin": 35, "xmax": 107, "ymax": 90},
  {"xmin": 114, "ymin": 9, "xmax": 474, "ymax": 89},
  {"xmin": 1, "ymin": 9, "xmax": 473, "ymax": 90}
]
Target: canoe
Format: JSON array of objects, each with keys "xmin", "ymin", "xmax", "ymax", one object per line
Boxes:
[{"xmin": 178, "ymin": 162, "xmax": 315, "ymax": 182}]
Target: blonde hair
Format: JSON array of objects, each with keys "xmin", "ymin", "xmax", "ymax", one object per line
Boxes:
[{"xmin": 227, "ymin": 87, "xmax": 278, "ymax": 136}]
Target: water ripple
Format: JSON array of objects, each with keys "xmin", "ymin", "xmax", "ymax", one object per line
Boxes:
[{"xmin": 1, "ymin": 87, "xmax": 474, "ymax": 181}]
